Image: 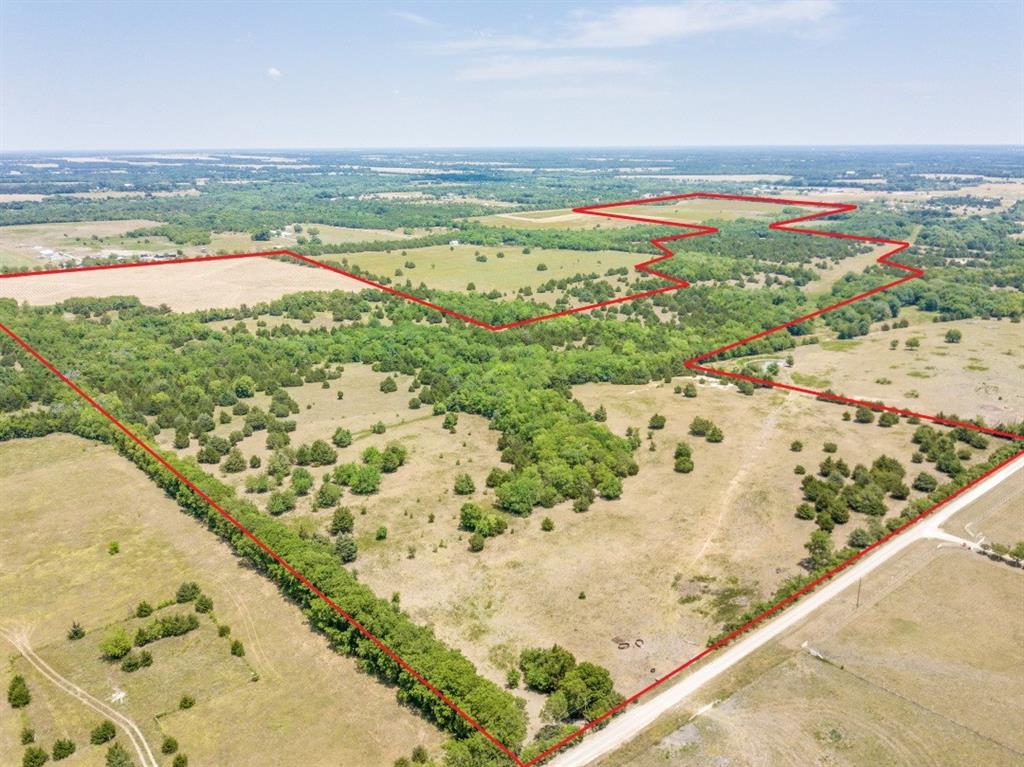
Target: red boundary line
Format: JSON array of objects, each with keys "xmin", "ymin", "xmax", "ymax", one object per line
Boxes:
[{"xmin": 0, "ymin": 193, "xmax": 1021, "ymax": 766}]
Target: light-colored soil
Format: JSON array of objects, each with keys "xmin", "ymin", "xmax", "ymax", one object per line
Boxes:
[
  {"xmin": 0, "ymin": 220, "xmax": 166, "ymax": 268},
  {"xmin": 0, "ymin": 257, "xmax": 364, "ymax": 311},
  {"xmin": 596, "ymin": 531, "xmax": 1024, "ymax": 767},
  {"xmin": 781, "ymin": 312, "xmax": 1024, "ymax": 426},
  {"xmin": 942, "ymin": 466, "xmax": 1024, "ymax": 545},
  {"xmin": 0, "ymin": 435, "xmax": 443, "ymax": 767},
  {"xmin": 335, "ymin": 379, "xmax": 941, "ymax": 705}
]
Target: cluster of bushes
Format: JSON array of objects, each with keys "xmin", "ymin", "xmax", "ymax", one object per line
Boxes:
[
  {"xmin": 673, "ymin": 442, "xmax": 694, "ymax": 473},
  {"xmin": 688, "ymin": 416, "xmax": 723, "ymax": 443},
  {"xmin": 518, "ymin": 646, "xmax": 623, "ymax": 724},
  {"xmin": 134, "ymin": 613, "xmax": 201, "ymax": 647},
  {"xmin": 459, "ymin": 502, "xmax": 507, "ymax": 551}
]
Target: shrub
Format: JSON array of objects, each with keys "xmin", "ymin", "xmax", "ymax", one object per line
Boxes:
[
  {"xmin": 332, "ymin": 427, "xmax": 352, "ymax": 448},
  {"xmin": 51, "ymin": 739, "xmax": 75, "ymax": 761},
  {"xmin": 179, "ymin": 694, "xmax": 195, "ymax": 710},
  {"xmin": 790, "ymin": 441, "xmax": 803, "ymax": 452},
  {"xmin": 21, "ymin": 746, "xmax": 48, "ymax": 767},
  {"xmin": 99, "ymin": 627, "xmax": 132, "ymax": 660},
  {"xmin": 453, "ymin": 473, "xmax": 476, "ymax": 495},
  {"xmin": 335, "ymin": 535, "xmax": 358, "ymax": 563},
  {"xmin": 175, "ymin": 582, "xmax": 201, "ymax": 603},
  {"xmin": 329, "ymin": 506, "xmax": 354, "ymax": 535},
  {"xmin": 20, "ymin": 727, "xmax": 34, "ymax": 745},
  {"xmin": 375, "ymin": 526, "xmax": 388, "ymax": 541},
  {"xmin": 519, "ymin": 645, "xmax": 576, "ymax": 693},
  {"xmin": 172, "ymin": 756, "xmax": 188, "ymax": 767},
  {"xmin": 648, "ymin": 414, "xmax": 666, "ymax": 430},
  {"xmin": 541, "ymin": 517, "xmax": 555, "ymax": 532},
  {"xmin": 161, "ymin": 737, "xmax": 179, "ymax": 755},
  {"xmin": 105, "ymin": 742, "xmax": 133, "ymax": 767},
  {"xmin": 135, "ymin": 601, "xmax": 153, "ymax": 618},
  {"xmin": 468, "ymin": 533, "xmax": 485, "ymax": 552},
  {"xmin": 66, "ymin": 622, "xmax": 85, "ymax": 640},
  {"xmin": 230, "ymin": 640, "xmax": 245, "ymax": 657},
  {"xmin": 194, "ymin": 594, "xmax": 213, "ymax": 613},
  {"xmin": 380, "ymin": 376, "xmax": 398, "ymax": 393},
  {"xmin": 90, "ymin": 720, "xmax": 116, "ymax": 745},
  {"xmin": 8, "ymin": 675, "xmax": 30, "ymax": 708}
]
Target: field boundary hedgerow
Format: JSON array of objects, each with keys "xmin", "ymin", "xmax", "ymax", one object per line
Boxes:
[{"xmin": 0, "ymin": 192, "xmax": 1021, "ymax": 766}]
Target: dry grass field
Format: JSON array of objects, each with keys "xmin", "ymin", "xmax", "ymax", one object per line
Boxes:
[
  {"xmin": 0, "ymin": 256, "xmax": 363, "ymax": 311},
  {"xmin": 0, "ymin": 220, "xmax": 165, "ymax": 269},
  {"xmin": 0, "ymin": 435, "xmax": 443, "ymax": 767},
  {"xmin": 330, "ymin": 243, "xmax": 643, "ymax": 297},
  {"xmin": 596, "ymin": 527, "xmax": 1024, "ymax": 767},
  {"xmin": 235, "ymin": 374, "xmax": 966, "ymax": 717},
  {"xmin": 780, "ymin": 310, "xmax": 1024, "ymax": 426},
  {"xmin": 942, "ymin": 467, "xmax": 1024, "ymax": 545},
  {"xmin": 0, "ymin": 220, "xmax": 420, "ymax": 270}
]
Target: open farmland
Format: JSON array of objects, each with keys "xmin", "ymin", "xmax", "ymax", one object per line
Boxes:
[
  {"xmin": 0, "ymin": 435, "xmax": 443, "ymax": 767},
  {"xmin": 780, "ymin": 311, "xmax": 1024, "ymax": 426},
  {"xmin": 0, "ymin": 256, "xmax": 364, "ymax": 311},
  {"xmin": 595, "ymin": 525, "xmax": 1024, "ymax": 767},
  {"xmin": 327, "ymin": 243, "xmax": 643, "ymax": 298}
]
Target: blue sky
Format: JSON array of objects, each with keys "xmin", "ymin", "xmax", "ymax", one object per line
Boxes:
[{"xmin": 2, "ymin": 0, "xmax": 1022, "ymax": 150}]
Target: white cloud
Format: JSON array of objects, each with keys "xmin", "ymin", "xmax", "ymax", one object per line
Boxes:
[
  {"xmin": 267, "ymin": 67, "xmax": 282, "ymax": 80},
  {"xmin": 567, "ymin": 0, "xmax": 838, "ymax": 48},
  {"xmin": 430, "ymin": 0, "xmax": 837, "ymax": 54},
  {"xmin": 458, "ymin": 55, "xmax": 652, "ymax": 82},
  {"xmin": 391, "ymin": 10, "xmax": 441, "ymax": 28}
]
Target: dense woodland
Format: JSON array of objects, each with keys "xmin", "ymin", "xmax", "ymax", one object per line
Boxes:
[{"xmin": 1, "ymin": 148, "xmax": 1022, "ymax": 766}]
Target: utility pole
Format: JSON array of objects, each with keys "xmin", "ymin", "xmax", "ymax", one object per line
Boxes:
[{"xmin": 855, "ymin": 578, "xmax": 862, "ymax": 609}]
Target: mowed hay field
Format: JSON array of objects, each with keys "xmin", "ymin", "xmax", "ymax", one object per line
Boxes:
[
  {"xmin": 328, "ymin": 380, "xmax": 958, "ymax": 705},
  {"xmin": 782, "ymin": 310, "xmax": 1024, "ymax": 425},
  {"xmin": 598, "ymin": 534, "xmax": 1024, "ymax": 767},
  {"xmin": 0, "ymin": 435, "xmax": 443, "ymax": 767},
  {"xmin": 0, "ymin": 257, "xmax": 364, "ymax": 311},
  {"xmin": 329, "ymin": 244, "xmax": 643, "ymax": 296}
]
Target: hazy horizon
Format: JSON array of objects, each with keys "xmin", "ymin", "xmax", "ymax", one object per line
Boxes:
[{"xmin": 3, "ymin": 1, "xmax": 1021, "ymax": 151}]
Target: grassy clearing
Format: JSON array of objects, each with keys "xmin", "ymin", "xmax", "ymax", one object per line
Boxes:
[
  {"xmin": 326, "ymin": 243, "xmax": 643, "ymax": 297},
  {"xmin": 785, "ymin": 314, "xmax": 1024, "ymax": 425},
  {"xmin": 0, "ymin": 257, "xmax": 361, "ymax": 311},
  {"xmin": 0, "ymin": 435, "xmax": 443, "ymax": 766}
]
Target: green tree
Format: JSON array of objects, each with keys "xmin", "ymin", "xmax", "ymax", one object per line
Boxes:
[
  {"xmin": 454, "ymin": 473, "xmax": 476, "ymax": 495},
  {"xmin": 22, "ymin": 747, "xmax": 48, "ymax": 767},
  {"xmin": 222, "ymin": 448, "xmax": 246, "ymax": 473},
  {"xmin": 519, "ymin": 646, "xmax": 576, "ymax": 693},
  {"xmin": 805, "ymin": 530, "xmax": 834, "ymax": 570},
  {"xmin": 7, "ymin": 675, "xmax": 30, "ymax": 708},
  {"xmin": 335, "ymin": 535, "xmax": 358, "ymax": 563},
  {"xmin": 99, "ymin": 627, "xmax": 132, "ymax": 660},
  {"xmin": 90, "ymin": 721, "xmax": 116, "ymax": 745},
  {"xmin": 232, "ymin": 376, "xmax": 256, "ymax": 398},
  {"xmin": 51, "ymin": 740, "xmax": 75, "ymax": 761},
  {"xmin": 329, "ymin": 506, "xmax": 354, "ymax": 535},
  {"xmin": 105, "ymin": 742, "xmax": 134, "ymax": 767},
  {"xmin": 944, "ymin": 328, "xmax": 962, "ymax": 343}
]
